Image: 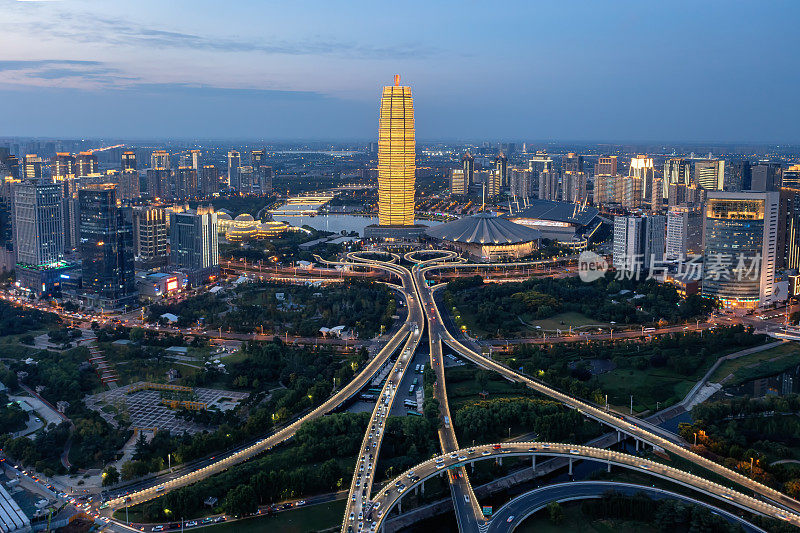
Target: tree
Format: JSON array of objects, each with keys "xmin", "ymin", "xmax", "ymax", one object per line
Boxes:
[
  {"xmin": 547, "ymin": 502, "xmax": 564, "ymax": 525},
  {"xmin": 102, "ymin": 465, "xmax": 120, "ymax": 486},
  {"xmin": 223, "ymin": 484, "xmax": 257, "ymax": 516}
]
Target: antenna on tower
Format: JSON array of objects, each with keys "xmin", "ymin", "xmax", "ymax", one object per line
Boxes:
[{"xmin": 394, "ymin": 74, "xmax": 401, "ymax": 86}]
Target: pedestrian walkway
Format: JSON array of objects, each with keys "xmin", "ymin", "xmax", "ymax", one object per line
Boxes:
[{"xmin": 79, "ymin": 334, "xmax": 119, "ymax": 389}]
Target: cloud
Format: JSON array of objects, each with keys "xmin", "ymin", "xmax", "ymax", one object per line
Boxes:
[{"xmin": 0, "ymin": 59, "xmax": 102, "ymax": 71}]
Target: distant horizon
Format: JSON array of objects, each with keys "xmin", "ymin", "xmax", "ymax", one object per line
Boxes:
[{"xmin": 2, "ymin": 1, "xmax": 798, "ymax": 144}]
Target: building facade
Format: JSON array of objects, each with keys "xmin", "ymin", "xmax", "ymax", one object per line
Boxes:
[
  {"xmin": 132, "ymin": 206, "xmax": 168, "ymax": 268},
  {"xmin": 377, "ymin": 75, "xmax": 415, "ymax": 227},
  {"xmin": 169, "ymin": 206, "xmax": 219, "ymax": 286}
]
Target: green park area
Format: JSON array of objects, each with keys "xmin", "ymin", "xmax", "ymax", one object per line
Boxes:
[
  {"xmin": 708, "ymin": 341, "xmax": 800, "ymax": 385},
  {"xmin": 211, "ymin": 500, "xmax": 346, "ymax": 533},
  {"xmin": 443, "ymin": 273, "xmax": 714, "ymax": 338}
]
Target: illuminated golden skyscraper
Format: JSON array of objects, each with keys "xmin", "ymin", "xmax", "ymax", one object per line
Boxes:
[{"xmin": 378, "ymin": 74, "xmax": 415, "ymax": 226}]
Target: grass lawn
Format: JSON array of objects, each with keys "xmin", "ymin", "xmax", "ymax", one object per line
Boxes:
[
  {"xmin": 595, "ymin": 367, "xmax": 696, "ymax": 412},
  {"xmin": 444, "ymin": 365, "xmax": 530, "ymax": 412},
  {"xmin": 516, "ymin": 502, "xmax": 658, "ymax": 533},
  {"xmin": 211, "ymin": 500, "xmax": 346, "ymax": 533},
  {"xmin": 709, "ymin": 342, "xmax": 800, "ymax": 385},
  {"xmin": 525, "ymin": 312, "xmax": 609, "ymax": 332}
]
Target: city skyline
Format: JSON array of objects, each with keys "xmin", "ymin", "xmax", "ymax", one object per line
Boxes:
[{"xmin": 1, "ymin": 0, "xmax": 799, "ymax": 142}]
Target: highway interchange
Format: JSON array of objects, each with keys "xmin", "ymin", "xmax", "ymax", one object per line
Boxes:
[{"xmin": 9, "ymin": 247, "xmax": 799, "ymax": 531}]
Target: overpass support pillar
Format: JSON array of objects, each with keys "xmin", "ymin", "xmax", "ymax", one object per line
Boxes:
[
  {"xmin": 607, "ymin": 461, "xmax": 611, "ymax": 473},
  {"xmin": 617, "ymin": 430, "xmax": 621, "ymax": 443},
  {"xmin": 397, "ymin": 498, "xmax": 402, "ymax": 514},
  {"xmin": 531, "ymin": 455, "xmax": 536, "ymax": 473},
  {"xmin": 636, "ymin": 439, "xmax": 640, "ymax": 451},
  {"xmin": 568, "ymin": 458, "xmax": 573, "ymax": 476},
  {"xmin": 470, "ymin": 462, "xmax": 474, "ymax": 473},
  {"xmin": 421, "ymin": 480, "xmax": 424, "ymax": 495},
  {"xmin": 497, "ymin": 457, "xmax": 502, "ymax": 466}
]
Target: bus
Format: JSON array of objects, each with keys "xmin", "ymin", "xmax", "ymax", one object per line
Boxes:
[
  {"xmin": 367, "ymin": 388, "xmax": 382, "ymax": 395},
  {"xmin": 404, "ymin": 399, "xmax": 417, "ymax": 408},
  {"xmin": 407, "ymin": 411, "xmax": 423, "ymax": 417}
]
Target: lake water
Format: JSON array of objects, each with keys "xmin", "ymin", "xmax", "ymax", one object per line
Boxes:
[{"xmin": 273, "ymin": 214, "xmax": 443, "ymax": 236}]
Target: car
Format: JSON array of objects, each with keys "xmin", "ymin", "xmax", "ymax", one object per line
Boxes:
[
  {"xmin": 406, "ymin": 470, "xmax": 415, "ymax": 478},
  {"xmin": 152, "ymin": 527, "xmax": 164, "ymax": 532},
  {"xmin": 214, "ymin": 516, "xmax": 226, "ymax": 523},
  {"xmin": 569, "ymin": 449, "xmax": 579, "ymax": 455},
  {"xmin": 458, "ymin": 455, "xmax": 467, "ymax": 461},
  {"xmin": 201, "ymin": 518, "xmax": 213, "ymax": 524},
  {"xmin": 352, "ymin": 494, "xmax": 357, "ymax": 502},
  {"xmin": 358, "ymin": 512, "xmax": 363, "ymax": 520},
  {"xmin": 463, "ymin": 495, "xmax": 469, "ymax": 503},
  {"xmin": 185, "ymin": 521, "xmax": 197, "ymax": 527},
  {"xmin": 481, "ymin": 450, "xmax": 491, "ymax": 456},
  {"xmin": 492, "ymin": 444, "xmax": 501, "ymax": 450},
  {"xmin": 467, "ymin": 449, "xmax": 475, "ymax": 454},
  {"xmin": 296, "ymin": 500, "xmax": 306, "ymax": 506},
  {"xmin": 449, "ymin": 452, "xmax": 458, "ymax": 459},
  {"xmin": 507, "ymin": 516, "xmax": 515, "ymax": 523},
  {"xmin": 436, "ymin": 462, "xmax": 445, "ymax": 469},
  {"xmin": 528, "ymin": 447, "xmax": 538, "ymax": 452}
]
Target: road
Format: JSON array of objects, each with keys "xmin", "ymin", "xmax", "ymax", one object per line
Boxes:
[
  {"xmin": 339, "ymin": 254, "xmax": 424, "ymax": 533},
  {"xmin": 414, "ymin": 255, "xmax": 800, "ymax": 520},
  {"xmin": 107, "ymin": 258, "xmax": 419, "ymax": 512},
  {"xmin": 486, "ymin": 481, "xmax": 767, "ymax": 533},
  {"xmin": 368, "ymin": 442, "xmax": 798, "ymax": 530}
]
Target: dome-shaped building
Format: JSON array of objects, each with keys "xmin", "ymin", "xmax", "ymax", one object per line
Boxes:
[
  {"xmin": 425, "ymin": 212, "xmax": 541, "ymax": 261},
  {"xmin": 215, "ymin": 212, "xmax": 234, "ymax": 234},
  {"xmin": 226, "ymin": 213, "xmax": 259, "ymax": 242},
  {"xmin": 256, "ymin": 220, "xmax": 290, "ymax": 239}
]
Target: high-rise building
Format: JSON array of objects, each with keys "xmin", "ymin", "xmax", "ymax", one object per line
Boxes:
[
  {"xmin": 613, "ymin": 214, "xmax": 665, "ymax": 271},
  {"xmin": 132, "ymin": 206, "xmax": 168, "ymax": 268},
  {"xmin": 237, "ymin": 166, "xmax": 254, "ymax": 192},
  {"xmin": 52, "ymin": 153, "xmax": 76, "ymax": 181},
  {"xmin": 629, "ymin": 155, "xmax": 655, "ymax": 201},
  {"xmin": 376, "ymin": 75, "xmax": 415, "ymax": 227},
  {"xmin": 79, "ymin": 184, "xmax": 137, "ymax": 309},
  {"xmin": 116, "ymin": 170, "xmax": 140, "ymax": 201},
  {"xmin": 175, "ymin": 166, "xmax": 198, "ymax": 198},
  {"xmin": 227, "ymin": 151, "xmax": 241, "ymax": 189},
  {"xmin": 21, "ymin": 154, "xmax": 43, "ymax": 181},
  {"xmin": 664, "ymin": 158, "xmax": 691, "ymax": 187},
  {"xmin": 150, "ymin": 150, "xmax": 170, "ymax": 171},
  {"xmin": 146, "ymin": 169, "xmax": 170, "ymax": 199},
  {"xmin": 563, "ymin": 153, "xmax": 583, "ymax": 174},
  {"xmin": 169, "ymin": 206, "xmax": 219, "ymax": 286},
  {"xmin": 665, "ymin": 205, "xmax": 702, "ymax": 260},
  {"xmin": 509, "ymin": 169, "xmax": 533, "ymax": 199},
  {"xmin": 694, "ymin": 159, "xmax": 725, "ymax": 191},
  {"xmin": 76, "ymin": 152, "xmax": 98, "ymax": 177},
  {"xmin": 189, "ymin": 150, "xmax": 202, "ymax": 171},
  {"xmin": 486, "ymin": 169, "xmax": 502, "ymax": 197},
  {"xmin": 538, "ymin": 170, "xmax": 560, "ymax": 201},
  {"xmin": 250, "ymin": 150, "xmax": 265, "ymax": 170},
  {"xmin": 727, "ymin": 160, "xmax": 752, "ymax": 192},
  {"xmin": 701, "ymin": 191, "xmax": 779, "ymax": 309},
  {"xmin": 256, "ymin": 165, "xmax": 273, "ymax": 194},
  {"xmin": 781, "ymin": 164, "xmax": 800, "ymax": 190},
  {"xmin": 121, "ymin": 151, "xmax": 137, "ymax": 172},
  {"xmin": 495, "ymin": 153, "xmax": 508, "ymax": 187},
  {"xmin": 561, "ymin": 172, "xmax": 587, "ymax": 204},
  {"xmin": 593, "ymin": 175, "xmax": 616, "ymax": 205},
  {"xmin": 200, "ymin": 165, "xmax": 220, "ymax": 196},
  {"xmin": 750, "ymin": 162, "xmax": 782, "ymax": 192},
  {"xmin": 12, "ymin": 181, "xmax": 72, "ymax": 295},
  {"xmin": 462, "ymin": 151, "xmax": 475, "ymax": 186},
  {"xmin": 595, "ymin": 156, "xmax": 617, "ymax": 176},
  {"xmin": 528, "ymin": 152, "xmax": 552, "ymax": 195},
  {"xmin": 779, "ymin": 188, "xmax": 800, "ymax": 271},
  {"xmin": 450, "ymin": 169, "xmax": 467, "ymax": 196}
]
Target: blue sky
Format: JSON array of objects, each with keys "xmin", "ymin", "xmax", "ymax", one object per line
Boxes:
[{"xmin": 1, "ymin": 0, "xmax": 798, "ymax": 142}]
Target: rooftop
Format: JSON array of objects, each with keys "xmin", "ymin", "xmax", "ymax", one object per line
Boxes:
[
  {"xmin": 425, "ymin": 212, "xmax": 541, "ymax": 245},
  {"xmin": 507, "ymin": 199, "xmax": 599, "ymax": 227}
]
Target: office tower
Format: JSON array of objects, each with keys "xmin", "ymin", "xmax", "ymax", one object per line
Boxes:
[
  {"xmin": 664, "ymin": 158, "xmax": 691, "ymax": 187},
  {"xmin": 694, "ymin": 160, "xmax": 725, "ymax": 191},
  {"xmin": 462, "ymin": 151, "xmax": 475, "ymax": 186},
  {"xmin": 486, "ymin": 169, "xmax": 502, "ymax": 197},
  {"xmin": 563, "ymin": 153, "xmax": 584, "ymax": 174},
  {"xmin": 665, "ymin": 205, "xmax": 702, "ymax": 260},
  {"xmin": 538, "ymin": 170, "xmax": 560, "ymax": 201},
  {"xmin": 132, "ymin": 206, "xmax": 168, "ymax": 268},
  {"xmin": 116, "ymin": 169, "xmax": 140, "ymax": 200},
  {"xmin": 750, "ymin": 162, "xmax": 782, "ymax": 192},
  {"xmin": 377, "ymin": 75, "xmax": 415, "ymax": 227},
  {"xmin": 779, "ymin": 188, "xmax": 800, "ymax": 270},
  {"xmin": 21, "ymin": 155, "xmax": 43, "ymax": 181},
  {"xmin": 75, "ymin": 152, "xmax": 98, "ymax": 177},
  {"xmin": 593, "ymin": 175, "xmax": 616, "ymax": 205},
  {"xmin": 227, "ymin": 151, "xmax": 241, "ymax": 189},
  {"xmin": 500, "ymin": 142, "xmax": 516, "ymax": 155},
  {"xmin": 595, "ymin": 156, "xmax": 618, "ymax": 176},
  {"xmin": 608, "ymin": 175, "xmax": 644, "ymax": 209},
  {"xmin": 450, "ymin": 169, "xmax": 467, "ymax": 196},
  {"xmin": 237, "ymin": 166, "xmax": 254, "ymax": 192},
  {"xmin": 146, "ymin": 169, "xmax": 170, "ymax": 199},
  {"xmin": 169, "ymin": 206, "xmax": 219, "ymax": 286},
  {"xmin": 250, "ymin": 150, "xmax": 265, "ymax": 170},
  {"xmin": 495, "ymin": 153, "xmax": 508, "ymax": 187},
  {"xmin": 175, "ymin": 166, "xmax": 198, "ymax": 198},
  {"xmin": 200, "ymin": 165, "xmax": 219, "ymax": 196},
  {"xmin": 612, "ymin": 214, "xmax": 665, "ymax": 271},
  {"xmin": 726, "ymin": 160, "xmax": 751, "ymax": 192},
  {"xmin": 562, "ymin": 171, "xmax": 587, "ymax": 204},
  {"xmin": 509, "ymin": 169, "xmax": 533, "ymax": 199},
  {"xmin": 121, "ymin": 151, "xmax": 137, "ymax": 171},
  {"xmin": 256, "ymin": 165, "xmax": 273, "ymax": 193},
  {"xmin": 781, "ymin": 164, "xmax": 800, "ymax": 190},
  {"xmin": 1, "ymin": 154, "xmax": 19, "ymax": 180},
  {"xmin": 52, "ymin": 153, "xmax": 76, "ymax": 180},
  {"xmin": 629, "ymin": 155, "xmax": 655, "ymax": 201},
  {"xmin": 528, "ymin": 152, "xmax": 552, "ymax": 194},
  {"xmin": 12, "ymin": 181, "xmax": 71, "ymax": 295},
  {"xmin": 189, "ymin": 149, "xmax": 202, "ymax": 171},
  {"xmin": 701, "ymin": 192, "xmax": 779, "ymax": 309},
  {"xmin": 368, "ymin": 141, "xmax": 378, "ymax": 154},
  {"xmin": 79, "ymin": 184, "xmax": 137, "ymax": 309},
  {"xmin": 650, "ymin": 176, "xmax": 664, "ymax": 210},
  {"xmin": 150, "ymin": 150, "xmax": 170, "ymax": 171}
]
